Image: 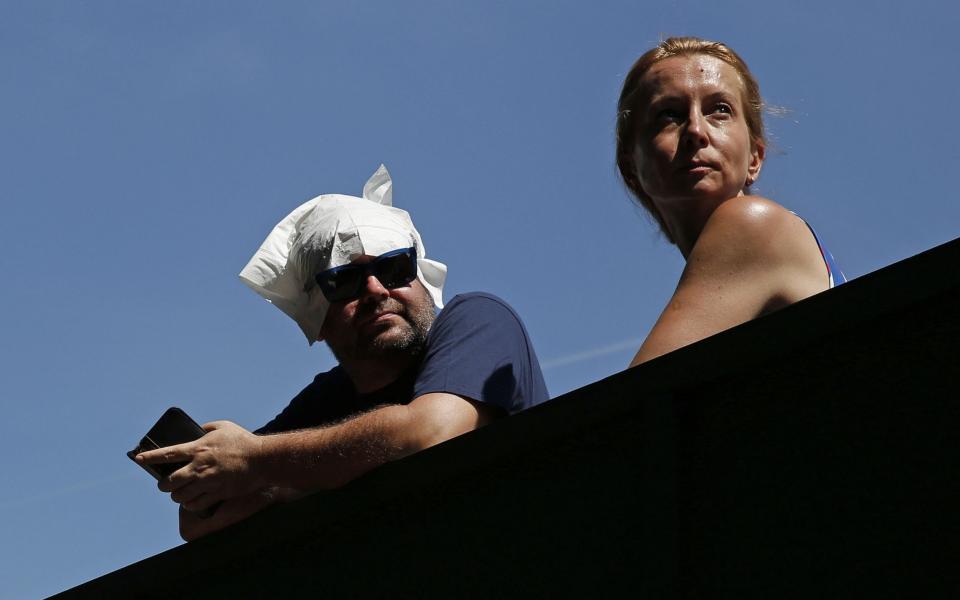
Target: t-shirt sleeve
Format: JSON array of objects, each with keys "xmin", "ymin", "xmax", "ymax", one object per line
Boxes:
[{"xmin": 412, "ymin": 294, "xmax": 548, "ymax": 415}]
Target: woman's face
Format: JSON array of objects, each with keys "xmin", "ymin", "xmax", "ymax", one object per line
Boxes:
[{"xmin": 631, "ymin": 54, "xmax": 763, "ymax": 216}]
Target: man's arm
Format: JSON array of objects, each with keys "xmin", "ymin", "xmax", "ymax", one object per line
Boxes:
[
  {"xmin": 137, "ymin": 392, "xmax": 499, "ymax": 523},
  {"xmin": 253, "ymin": 391, "xmax": 499, "ymax": 492}
]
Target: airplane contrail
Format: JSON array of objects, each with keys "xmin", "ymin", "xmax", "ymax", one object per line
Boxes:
[{"xmin": 541, "ymin": 338, "xmax": 643, "ymax": 370}]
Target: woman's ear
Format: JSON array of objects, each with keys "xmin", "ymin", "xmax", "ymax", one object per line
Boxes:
[{"xmin": 746, "ymin": 141, "xmax": 765, "ymax": 186}]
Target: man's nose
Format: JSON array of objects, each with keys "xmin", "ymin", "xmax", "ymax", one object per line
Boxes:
[{"xmin": 359, "ymin": 274, "xmax": 390, "ymax": 302}]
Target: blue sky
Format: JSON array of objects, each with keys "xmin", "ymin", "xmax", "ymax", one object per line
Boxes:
[{"xmin": 3, "ymin": 2, "xmax": 958, "ymax": 596}]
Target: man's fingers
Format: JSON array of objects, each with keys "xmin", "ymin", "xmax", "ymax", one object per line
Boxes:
[
  {"xmin": 179, "ymin": 493, "xmax": 263, "ymax": 542},
  {"xmin": 136, "ymin": 442, "xmax": 195, "ymax": 465},
  {"xmin": 201, "ymin": 420, "xmax": 232, "ymax": 432},
  {"xmin": 158, "ymin": 464, "xmax": 200, "ymax": 493},
  {"xmin": 179, "ymin": 506, "xmax": 221, "ymax": 542},
  {"xmin": 181, "ymin": 493, "xmax": 219, "ymax": 513},
  {"xmin": 170, "ymin": 482, "xmax": 205, "ymax": 505},
  {"xmin": 172, "ymin": 481, "xmax": 225, "ymax": 512}
]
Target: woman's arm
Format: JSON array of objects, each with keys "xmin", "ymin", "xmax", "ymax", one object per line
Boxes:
[{"xmin": 630, "ymin": 196, "xmax": 830, "ymax": 366}]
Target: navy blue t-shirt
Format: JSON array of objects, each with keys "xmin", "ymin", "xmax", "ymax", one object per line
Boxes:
[{"xmin": 257, "ymin": 292, "xmax": 548, "ymax": 434}]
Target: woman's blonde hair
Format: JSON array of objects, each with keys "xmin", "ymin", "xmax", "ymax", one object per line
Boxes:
[{"xmin": 615, "ymin": 37, "xmax": 766, "ymax": 244}]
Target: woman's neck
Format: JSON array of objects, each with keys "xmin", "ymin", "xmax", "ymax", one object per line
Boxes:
[{"xmin": 659, "ymin": 191, "xmax": 744, "ymax": 259}]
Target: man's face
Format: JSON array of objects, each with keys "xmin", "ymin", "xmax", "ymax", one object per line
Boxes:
[{"xmin": 318, "ymin": 256, "xmax": 436, "ymax": 364}]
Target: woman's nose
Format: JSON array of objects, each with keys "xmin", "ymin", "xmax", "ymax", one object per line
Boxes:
[{"xmin": 683, "ymin": 111, "xmax": 709, "ymax": 149}]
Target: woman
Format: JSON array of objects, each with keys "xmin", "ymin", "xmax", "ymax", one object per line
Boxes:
[{"xmin": 616, "ymin": 37, "xmax": 844, "ymax": 366}]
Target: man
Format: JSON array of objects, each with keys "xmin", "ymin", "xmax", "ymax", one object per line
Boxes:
[{"xmin": 136, "ymin": 166, "xmax": 548, "ymax": 540}]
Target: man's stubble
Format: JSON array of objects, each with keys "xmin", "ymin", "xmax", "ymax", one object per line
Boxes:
[{"xmin": 326, "ymin": 294, "xmax": 436, "ymax": 364}]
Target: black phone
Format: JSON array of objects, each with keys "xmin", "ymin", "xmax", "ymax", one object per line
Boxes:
[
  {"xmin": 128, "ymin": 407, "xmax": 220, "ymax": 519},
  {"xmin": 127, "ymin": 407, "xmax": 206, "ymax": 481}
]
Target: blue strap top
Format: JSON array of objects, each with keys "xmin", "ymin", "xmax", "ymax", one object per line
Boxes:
[{"xmin": 795, "ymin": 215, "xmax": 846, "ymax": 287}]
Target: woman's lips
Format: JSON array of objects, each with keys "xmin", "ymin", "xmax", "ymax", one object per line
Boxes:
[{"xmin": 679, "ymin": 162, "xmax": 715, "ymax": 176}]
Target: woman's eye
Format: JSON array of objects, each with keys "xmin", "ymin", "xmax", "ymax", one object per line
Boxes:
[
  {"xmin": 713, "ymin": 103, "xmax": 733, "ymax": 115},
  {"xmin": 657, "ymin": 108, "xmax": 683, "ymax": 122}
]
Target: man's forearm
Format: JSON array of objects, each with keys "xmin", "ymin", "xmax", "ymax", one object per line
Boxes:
[
  {"xmin": 251, "ymin": 393, "xmax": 495, "ymax": 493},
  {"xmin": 254, "ymin": 403, "xmax": 425, "ymax": 492}
]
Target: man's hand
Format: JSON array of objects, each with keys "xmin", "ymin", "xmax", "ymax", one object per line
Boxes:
[
  {"xmin": 178, "ymin": 486, "xmax": 300, "ymax": 541},
  {"xmin": 136, "ymin": 420, "xmax": 266, "ymax": 511}
]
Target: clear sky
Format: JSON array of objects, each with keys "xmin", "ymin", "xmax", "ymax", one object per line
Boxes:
[{"xmin": 3, "ymin": 2, "xmax": 958, "ymax": 596}]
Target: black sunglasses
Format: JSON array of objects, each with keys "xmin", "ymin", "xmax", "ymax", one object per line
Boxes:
[{"xmin": 314, "ymin": 247, "xmax": 418, "ymax": 302}]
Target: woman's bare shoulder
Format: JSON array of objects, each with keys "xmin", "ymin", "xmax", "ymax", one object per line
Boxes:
[
  {"xmin": 691, "ymin": 195, "xmax": 830, "ymax": 302},
  {"xmin": 706, "ymin": 195, "xmax": 799, "ymax": 236},
  {"xmin": 630, "ymin": 196, "xmax": 830, "ymax": 367},
  {"xmin": 697, "ymin": 196, "xmax": 817, "ymax": 262}
]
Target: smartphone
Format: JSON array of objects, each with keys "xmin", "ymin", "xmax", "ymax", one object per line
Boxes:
[
  {"xmin": 127, "ymin": 407, "xmax": 206, "ymax": 481},
  {"xmin": 128, "ymin": 407, "xmax": 221, "ymax": 519}
]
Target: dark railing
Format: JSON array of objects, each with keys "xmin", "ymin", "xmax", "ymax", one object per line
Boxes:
[{"xmin": 55, "ymin": 237, "xmax": 960, "ymax": 598}]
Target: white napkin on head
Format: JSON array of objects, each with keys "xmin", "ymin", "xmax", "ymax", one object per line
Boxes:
[{"xmin": 239, "ymin": 165, "xmax": 447, "ymax": 344}]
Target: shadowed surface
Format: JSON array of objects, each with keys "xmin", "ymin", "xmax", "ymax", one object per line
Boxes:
[{"xmin": 55, "ymin": 237, "xmax": 960, "ymax": 598}]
